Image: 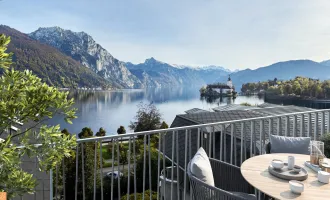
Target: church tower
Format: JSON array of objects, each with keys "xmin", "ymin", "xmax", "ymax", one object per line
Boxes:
[{"xmin": 227, "ymin": 75, "xmax": 233, "ymax": 88}]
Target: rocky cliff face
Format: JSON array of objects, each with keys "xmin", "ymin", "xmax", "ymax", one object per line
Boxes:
[{"xmin": 29, "ymin": 27, "xmax": 142, "ymax": 88}]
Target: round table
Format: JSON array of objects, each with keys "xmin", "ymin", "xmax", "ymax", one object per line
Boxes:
[{"xmin": 241, "ymin": 153, "xmax": 330, "ymax": 200}]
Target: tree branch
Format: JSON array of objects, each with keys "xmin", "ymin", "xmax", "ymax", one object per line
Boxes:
[{"xmin": 11, "ymin": 118, "xmax": 48, "ymax": 139}]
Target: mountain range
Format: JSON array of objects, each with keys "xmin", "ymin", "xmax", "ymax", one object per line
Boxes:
[
  {"xmin": 28, "ymin": 27, "xmax": 230, "ymax": 88},
  {"xmin": 217, "ymin": 60, "xmax": 330, "ymax": 89},
  {"xmin": 1, "ymin": 25, "xmax": 330, "ymax": 89},
  {"xmin": 321, "ymin": 59, "xmax": 330, "ymax": 67}
]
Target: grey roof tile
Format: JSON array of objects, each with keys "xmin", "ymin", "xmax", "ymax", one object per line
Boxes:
[
  {"xmin": 177, "ymin": 110, "xmax": 268, "ymax": 125},
  {"xmin": 257, "ymin": 103, "xmax": 283, "ymax": 108},
  {"xmin": 213, "ymin": 104, "xmax": 260, "ymax": 112},
  {"xmin": 185, "ymin": 108, "xmax": 210, "ymax": 114}
]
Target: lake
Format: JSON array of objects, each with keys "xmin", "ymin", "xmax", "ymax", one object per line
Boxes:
[{"xmin": 48, "ymin": 87, "xmax": 265, "ymax": 135}]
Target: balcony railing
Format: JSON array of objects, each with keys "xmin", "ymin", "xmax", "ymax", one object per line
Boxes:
[{"xmin": 27, "ymin": 109, "xmax": 330, "ymax": 200}]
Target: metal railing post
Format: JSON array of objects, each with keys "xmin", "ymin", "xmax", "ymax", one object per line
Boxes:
[{"xmin": 50, "ymin": 169, "xmax": 53, "ymax": 200}]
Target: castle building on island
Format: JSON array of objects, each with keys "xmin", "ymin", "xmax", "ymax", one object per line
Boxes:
[{"xmin": 211, "ymin": 75, "xmax": 234, "ymax": 94}]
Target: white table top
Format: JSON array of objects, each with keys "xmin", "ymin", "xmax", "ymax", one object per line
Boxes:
[{"xmin": 241, "ymin": 153, "xmax": 330, "ymax": 200}]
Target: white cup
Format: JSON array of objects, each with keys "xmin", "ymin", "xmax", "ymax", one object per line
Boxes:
[
  {"xmin": 288, "ymin": 156, "xmax": 295, "ymax": 170},
  {"xmin": 271, "ymin": 159, "xmax": 284, "ymax": 169},
  {"xmin": 318, "ymin": 171, "xmax": 330, "ymax": 184},
  {"xmin": 289, "ymin": 180, "xmax": 304, "ymax": 194}
]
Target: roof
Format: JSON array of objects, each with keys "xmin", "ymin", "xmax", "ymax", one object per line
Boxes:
[
  {"xmin": 177, "ymin": 110, "xmax": 267, "ymax": 125},
  {"xmin": 208, "ymin": 84, "xmax": 232, "ymax": 89},
  {"xmin": 184, "ymin": 108, "xmax": 210, "ymax": 114},
  {"xmin": 213, "ymin": 104, "xmax": 260, "ymax": 112},
  {"xmin": 172, "ymin": 110, "xmax": 269, "ymax": 133},
  {"xmin": 257, "ymin": 103, "xmax": 283, "ymax": 108},
  {"xmin": 220, "ymin": 85, "xmax": 231, "ymax": 89},
  {"xmin": 250, "ymin": 105, "xmax": 315, "ymax": 116},
  {"xmin": 172, "ymin": 105, "xmax": 318, "ymax": 135}
]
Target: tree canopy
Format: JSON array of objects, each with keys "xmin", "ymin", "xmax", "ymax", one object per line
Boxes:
[
  {"xmin": 0, "ymin": 34, "xmax": 77, "ymax": 198},
  {"xmin": 117, "ymin": 126, "xmax": 126, "ymax": 135},
  {"xmin": 241, "ymin": 76, "xmax": 330, "ymax": 99},
  {"xmin": 78, "ymin": 127, "xmax": 94, "ymax": 139},
  {"xmin": 96, "ymin": 127, "xmax": 106, "ymax": 137},
  {"xmin": 160, "ymin": 121, "xmax": 169, "ymax": 129},
  {"xmin": 129, "ymin": 103, "xmax": 162, "ymax": 132}
]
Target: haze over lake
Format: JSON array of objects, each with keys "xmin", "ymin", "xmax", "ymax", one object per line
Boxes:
[{"xmin": 48, "ymin": 87, "xmax": 264, "ymax": 135}]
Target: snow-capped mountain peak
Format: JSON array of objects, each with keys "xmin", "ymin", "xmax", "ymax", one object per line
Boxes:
[{"xmin": 195, "ymin": 65, "xmax": 233, "ymax": 73}]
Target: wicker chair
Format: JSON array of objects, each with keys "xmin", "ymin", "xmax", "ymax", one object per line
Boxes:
[{"xmin": 188, "ymin": 158, "xmax": 256, "ymax": 200}]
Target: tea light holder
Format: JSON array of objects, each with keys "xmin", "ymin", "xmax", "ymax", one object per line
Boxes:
[
  {"xmin": 318, "ymin": 171, "xmax": 330, "ymax": 184},
  {"xmin": 289, "ymin": 180, "xmax": 304, "ymax": 194}
]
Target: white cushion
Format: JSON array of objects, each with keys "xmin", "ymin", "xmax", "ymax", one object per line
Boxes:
[{"xmin": 190, "ymin": 147, "xmax": 215, "ymax": 186}]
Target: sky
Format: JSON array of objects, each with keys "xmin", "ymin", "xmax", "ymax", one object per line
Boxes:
[{"xmin": 1, "ymin": 0, "xmax": 330, "ymax": 70}]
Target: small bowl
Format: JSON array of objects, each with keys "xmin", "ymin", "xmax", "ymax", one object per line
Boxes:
[
  {"xmin": 318, "ymin": 171, "xmax": 330, "ymax": 184},
  {"xmin": 289, "ymin": 180, "xmax": 304, "ymax": 194},
  {"xmin": 271, "ymin": 159, "xmax": 284, "ymax": 170},
  {"xmin": 293, "ymin": 166, "xmax": 302, "ymax": 173}
]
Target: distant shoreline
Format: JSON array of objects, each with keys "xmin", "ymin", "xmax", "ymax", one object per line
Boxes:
[
  {"xmin": 265, "ymin": 93, "xmax": 330, "ymax": 101},
  {"xmin": 58, "ymin": 88, "xmax": 146, "ymax": 92}
]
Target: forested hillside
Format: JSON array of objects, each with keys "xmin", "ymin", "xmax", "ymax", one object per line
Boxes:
[
  {"xmin": 0, "ymin": 25, "xmax": 110, "ymax": 88},
  {"xmin": 242, "ymin": 76, "xmax": 330, "ymax": 99}
]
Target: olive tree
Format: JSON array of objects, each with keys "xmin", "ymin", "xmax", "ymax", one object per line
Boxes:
[{"xmin": 0, "ymin": 34, "xmax": 77, "ymax": 198}]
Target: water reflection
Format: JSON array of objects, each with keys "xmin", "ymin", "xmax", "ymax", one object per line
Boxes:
[
  {"xmin": 200, "ymin": 95, "xmax": 237, "ymax": 105},
  {"xmin": 48, "ymin": 87, "xmax": 264, "ymax": 135}
]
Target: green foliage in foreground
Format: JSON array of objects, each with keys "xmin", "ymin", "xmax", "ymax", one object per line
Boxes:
[
  {"xmin": 321, "ymin": 133, "xmax": 330, "ymax": 158},
  {"xmin": 121, "ymin": 190, "xmax": 157, "ymax": 200},
  {"xmin": 0, "ymin": 34, "xmax": 77, "ymax": 198}
]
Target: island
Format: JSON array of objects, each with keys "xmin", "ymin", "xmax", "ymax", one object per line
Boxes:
[{"xmin": 200, "ymin": 76, "xmax": 237, "ymax": 97}]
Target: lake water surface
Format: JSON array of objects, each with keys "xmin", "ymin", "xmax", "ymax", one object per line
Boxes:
[{"xmin": 48, "ymin": 87, "xmax": 264, "ymax": 135}]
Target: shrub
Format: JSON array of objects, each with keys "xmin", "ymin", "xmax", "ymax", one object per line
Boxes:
[
  {"xmin": 240, "ymin": 102, "xmax": 252, "ymax": 106},
  {"xmin": 121, "ymin": 190, "xmax": 157, "ymax": 200},
  {"xmin": 321, "ymin": 133, "xmax": 330, "ymax": 158}
]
